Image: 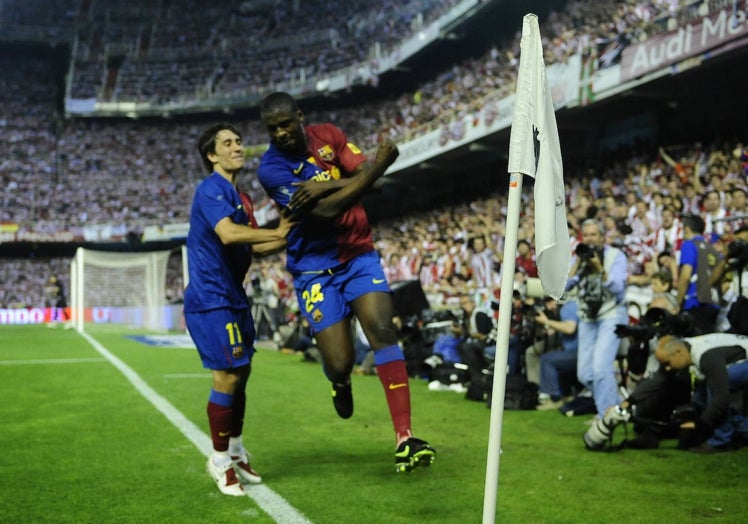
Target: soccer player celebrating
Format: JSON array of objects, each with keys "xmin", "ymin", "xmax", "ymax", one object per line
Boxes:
[
  {"xmin": 184, "ymin": 123, "xmax": 295, "ymax": 496},
  {"xmin": 257, "ymin": 92, "xmax": 435, "ymax": 472}
]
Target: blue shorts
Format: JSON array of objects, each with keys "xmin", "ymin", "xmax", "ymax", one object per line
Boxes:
[
  {"xmin": 185, "ymin": 308, "xmax": 256, "ymax": 370},
  {"xmin": 294, "ymin": 251, "xmax": 390, "ymax": 334}
]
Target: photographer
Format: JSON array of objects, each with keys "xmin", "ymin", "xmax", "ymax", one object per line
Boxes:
[
  {"xmin": 565, "ymin": 219, "xmax": 628, "ymax": 418},
  {"xmin": 524, "ymin": 297, "xmax": 579, "ymax": 409},
  {"xmin": 653, "ymin": 334, "xmax": 748, "ymax": 453},
  {"xmin": 527, "ymin": 300, "xmax": 579, "ymax": 411},
  {"xmin": 611, "ymin": 299, "xmax": 695, "ymax": 450},
  {"xmin": 711, "ymin": 225, "xmax": 748, "ymax": 334},
  {"xmin": 504, "ymin": 290, "xmax": 528, "ymax": 377},
  {"xmin": 454, "ymin": 294, "xmax": 496, "ymax": 395}
]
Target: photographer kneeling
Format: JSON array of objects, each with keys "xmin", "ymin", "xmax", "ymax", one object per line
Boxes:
[
  {"xmin": 524, "ymin": 296, "xmax": 580, "ymax": 410},
  {"xmin": 454, "ymin": 294, "xmax": 496, "ymax": 399},
  {"xmin": 591, "ymin": 330, "xmax": 748, "ymax": 452},
  {"xmin": 651, "ymin": 333, "xmax": 748, "ymax": 453},
  {"xmin": 602, "ymin": 300, "xmax": 695, "ymax": 450}
]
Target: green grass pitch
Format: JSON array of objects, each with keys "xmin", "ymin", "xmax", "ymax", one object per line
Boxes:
[{"xmin": 1, "ymin": 324, "xmax": 746, "ymax": 523}]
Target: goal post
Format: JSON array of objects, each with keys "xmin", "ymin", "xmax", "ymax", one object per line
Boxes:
[{"xmin": 70, "ymin": 247, "xmax": 176, "ymax": 331}]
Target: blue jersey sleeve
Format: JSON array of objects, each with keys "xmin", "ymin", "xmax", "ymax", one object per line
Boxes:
[{"xmin": 257, "ymin": 152, "xmax": 304, "ymax": 208}]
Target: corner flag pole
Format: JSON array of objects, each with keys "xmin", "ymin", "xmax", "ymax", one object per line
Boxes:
[
  {"xmin": 483, "ymin": 14, "xmax": 570, "ymax": 523},
  {"xmin": 482, "ymin": 172, "xmax": 523, "ymax": 524}
]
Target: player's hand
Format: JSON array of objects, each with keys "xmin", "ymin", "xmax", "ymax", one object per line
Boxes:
[
  {"xmin": 276, "ymin": 207, "xmax": 299, "ymax": 235},
  {"xmin": 289, "ymin": 179, "xmax": 336, "ymax": 211},
  {"xmin": 375, "ymin": 138, "xmax": 399, "ymax": 168}
]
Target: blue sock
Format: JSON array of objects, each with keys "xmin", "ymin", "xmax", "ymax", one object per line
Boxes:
[
  {"xmin": 209, "ymin": 389, "xmax": 234, "ymax": 407},
  {"xmin": 373, "ymin": 344, "xmax": 405, "ymax": 366}
]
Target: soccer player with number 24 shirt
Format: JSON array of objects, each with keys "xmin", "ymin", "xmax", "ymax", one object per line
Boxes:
[{"xmin": 257, "ymin": 92, "xmax": 435, "ymax": 473}]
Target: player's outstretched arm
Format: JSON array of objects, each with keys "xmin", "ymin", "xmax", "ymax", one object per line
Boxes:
[
  {"xmin": 252, "ymin": 238, "xmax": 288, "ymax": 256},
  {"xmin": 213, "ymin": 209, "xmax": 296, "ymax": 245}
]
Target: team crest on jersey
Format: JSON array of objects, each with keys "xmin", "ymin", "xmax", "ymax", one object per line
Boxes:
[
  {"xmin": 317, "ymin": 144, "xmax": 334, "ymax": 162},
  {"xmin": 312, "ymin": 309, "xmax": 323, "ymax": 323},
  {"xmin": 232, "ymin": 345, "xmax": 244, "ymax": 359}
]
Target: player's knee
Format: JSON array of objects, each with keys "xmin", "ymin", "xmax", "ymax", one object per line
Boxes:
[
  {"xmin": 365, "ymin": 323, "xmax": 398, "ymax": 348},
  {"xmin": 325, "ymin": 360, "xmax": 353, "ymax": 381}
]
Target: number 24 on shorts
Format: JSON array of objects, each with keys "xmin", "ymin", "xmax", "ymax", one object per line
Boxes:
[{"xmin": 302, "ymin": 283, "xmax": 325, "ymax": 312}]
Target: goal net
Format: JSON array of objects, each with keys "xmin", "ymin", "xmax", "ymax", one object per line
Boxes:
[{"xmin": 70, "ymin": 247, "xmax": 174, "ymax": 331}]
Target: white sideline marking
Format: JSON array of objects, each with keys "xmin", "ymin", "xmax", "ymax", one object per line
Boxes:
[
  {"xmin": 0, "ymin": 358, "xmax": 107, "ymax": 365},
  {"xmin": 78, "ymin": 329, "xmax": 312, "ymax": 524}
]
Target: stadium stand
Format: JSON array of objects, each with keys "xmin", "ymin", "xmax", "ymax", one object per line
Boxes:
[{"xmin": 1, "ymin": 0, "xmax": 747, "ymax": 317}]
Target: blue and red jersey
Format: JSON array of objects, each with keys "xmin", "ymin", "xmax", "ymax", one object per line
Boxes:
[
  {"xmin": 184, "ymin": 173, "xmax": 254, "ymax": 313},
  {"xmin": 257, "ymin": 123, "xmax": 375, "ymax": 274}
]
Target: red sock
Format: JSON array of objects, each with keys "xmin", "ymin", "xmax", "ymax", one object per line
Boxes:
[
  {"xmin": 376, "ymin": 359, "xmax": 412, "ymax": 442},
  {"xmin": 207, "ymin": 401, "xmax": 233, "ymax": 452}
]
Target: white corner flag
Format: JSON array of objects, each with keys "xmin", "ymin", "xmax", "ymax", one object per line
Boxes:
[
  {"xmin": 482, "ymin": 14, "xmax": 570, "ymax": 524},
  {"xmin": 507, "ymin": 13, "xmax": 570, "ymax": 300}
]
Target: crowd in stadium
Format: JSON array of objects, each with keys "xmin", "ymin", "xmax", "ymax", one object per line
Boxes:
[
  {"xmin": 57, "ymin": 0, "xmax": 706, "ymax": 106},
  {"xmin": 64, "ymin": 0, "xmax": 460, "ymax": 102},
  {"xmin": 2, "ymin": 0, "xmax": 747, "ymax": 309},
  {"xmin": 3, "ymin": 137, "xmax": 746, "ymax": 308},
  {"xmin": 1, "ymin": 0, "xmax": 730, "ymax": 237}
]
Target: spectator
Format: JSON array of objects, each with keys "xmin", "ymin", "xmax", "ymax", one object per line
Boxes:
[
  {"xmin": 676, "ymin": 214, "xmax": 722, "ymax": 334},
  {"xmin": 702, "ymin": 189, "xmax": 728, "ymax": 241},
  {"xmin": 515, "ymin": 239, "xmax": 538, "ymax": 278}
]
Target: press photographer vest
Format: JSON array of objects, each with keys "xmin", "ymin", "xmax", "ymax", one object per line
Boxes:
[
  {"xmin": 578, "ymin": 246, "xmax": 623, "ymax": 321},
  {"xmin": 685, "ymin": 333, "xmax": 748, "ymax": 380},
  {"xmin": 693, "ymin": 238, "xmax": 721, "ymax": 306}
]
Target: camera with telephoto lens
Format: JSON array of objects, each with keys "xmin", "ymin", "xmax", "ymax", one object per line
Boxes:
[
  {"xmin": 575, "ymin": 243, "xmax": 595, "ymax": 260},
  {"xmin": 614, "ymin": 307, "xmax": 694, "ymax": 342},
  {"xmin": 614, "ymin": 307, "xmax": 696, "ymax": 375},
  {"xmin": 584, "ymin": 405, "xmax": 631, "ymax": 451}
]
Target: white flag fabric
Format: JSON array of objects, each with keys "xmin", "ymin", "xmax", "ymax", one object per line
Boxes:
[{"xmin": 507, "ymin": 14, "xmax": 570, "ymax": 301}]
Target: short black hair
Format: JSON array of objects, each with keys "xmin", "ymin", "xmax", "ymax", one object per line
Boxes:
[
  {"xmin": 197, "ymin": 123, "xmax": 242, "ymax": 173},
  {"xmin": 681, "ymin": 213, "xmax": 705, "ymax": 235},
  {"xmin": 259, "ymin": 91, "xmax": 298, "ymax": 120}
]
